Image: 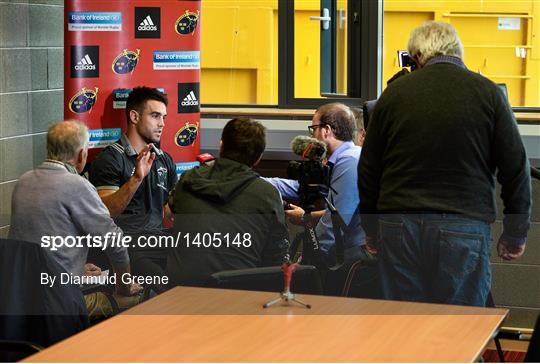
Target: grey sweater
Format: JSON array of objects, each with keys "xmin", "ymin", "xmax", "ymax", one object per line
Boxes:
[{"xmin": 9, "ymin": 161, "xmax": 129, "ymax": 276}]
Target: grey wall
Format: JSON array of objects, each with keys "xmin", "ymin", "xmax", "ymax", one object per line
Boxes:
[
  {"xmin": 0, "ymin": 0, "xmax": 64, "ymax": 237},
  {"xmin": 492, "ymin": 179, "xmax": 540, "ymax": 328}
]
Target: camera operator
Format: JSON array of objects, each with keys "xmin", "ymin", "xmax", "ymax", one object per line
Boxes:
[{"xmin": 265, "ymin": 103, "xmax": 366, "ymax": 295}]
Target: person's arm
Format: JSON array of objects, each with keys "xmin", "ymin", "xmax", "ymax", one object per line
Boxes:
[
  {"xmin": 497, "ymin": 241, "xmax": 526, "ymax": 261},
  {"xmin": 111, "ymin": 263, "xmax": 142, "ymax": 296},
  {"xmin": 163, "ymin": 154, "xmax": 179, "ymax": 224},
  {"xmin": 262, "ymin": 188, "xmax": 291, "ymax": 266},
  {"xmin": 492, "ymin": 87, "xmax": 531, "ymax": 259},
  {"xmin": 95, "ymin": 145, "xmax": 156, "ymax": 217},
  {"xmin": 84, "ymin": 263, "xmax": 102, "ymax": 276},
  {"xmin": 84, "ymin": 262, "xmax": 140, "ymax": 295},
  {"xmin": 314, "ymin": 153, "xmax": 361, "ymax": 256},
  {"xmin": 262, "ymin": 177, "xmax": 300, "ymax": 201},
  {"xmin": 74, "ymin": 180, "xmax": 140, "ymax": 295},
  {"xmin": 163, "ymin": 203, "xmax": 174, "ymax": 225},
  {"xmin": 284, "ymin": 203, "xmax": 324, "ymax": 225}
]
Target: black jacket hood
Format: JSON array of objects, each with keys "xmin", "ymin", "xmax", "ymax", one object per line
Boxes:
[{"xmin": 181, "ymin": 158, "xmax": 259, "ymax": 204}]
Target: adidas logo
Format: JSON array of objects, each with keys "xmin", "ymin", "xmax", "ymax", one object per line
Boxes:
[
  {"xmin": 138, "ymin": 15, "xmax": 157, "ymax": 31},
  {"xmin": 75, "ymin": 54, "xmax": 96, "ymax": 71},
  {"xmin": 181, "ymin": 91, "xmax": 199, "ymax": 106}
]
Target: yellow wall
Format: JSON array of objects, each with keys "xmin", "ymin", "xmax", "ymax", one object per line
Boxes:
[
  {"xmin": 201, "ymin": 0, "xmax": 539, "ymax": 107},
  {"xmin": 200, "ymin": 1, "xmax": 278, "ymax": 104},
  {"xmin": 384, "ymin": 0, "xmax": 539, "ymax": 107}
]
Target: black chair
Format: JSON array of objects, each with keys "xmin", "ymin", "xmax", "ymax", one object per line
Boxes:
[
  {"xmin": 208, "ymin": 265, "xmax": 323, "ymax": 295},
  {"xmin": 362, "ymin": 100, "xmax": 377, "ymax": 130},
  {"xmin": 341, "ymin": 256, "xmax": 380, "ymax": 299},
  {"xmin": 525, "ymin": 314, "xmax": 540, "ymax": 362},
  {"xmin": 485, "ymin": 292, "xmax": 506, "ymax": 362},
  {"xmin": 0, "ymin": 340, "xmax": 43, "ymax": 359},
  {"xmin": 0, "ymin": 239, "xmax": 89, "ymax": 362}
]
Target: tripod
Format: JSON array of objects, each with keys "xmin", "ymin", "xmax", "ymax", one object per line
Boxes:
[
  {"xmin": 263, "ymin": 262, "xmax": 311, "ymax": 309},
  {"xmin": 263, "ymin": 197, "xmax": 347, "ymax": 309},
  {"xmin": 263, "ymin": 206, "xmax": 320, "ymax": 309},
  {"xmin": 291, "ymin": 197, "xmax": 346, "ymax": 271}
]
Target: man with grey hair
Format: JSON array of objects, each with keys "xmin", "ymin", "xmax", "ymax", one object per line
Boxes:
[
  {"xmin": 358, "ymin": 21, "xmax": 531, "ymax": 306},
  {"xmin": 9, "ymin": 120, "xmax": 141, "ymax": 315}
]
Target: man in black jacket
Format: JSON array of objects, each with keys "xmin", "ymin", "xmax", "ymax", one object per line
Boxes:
[
  {"xmin": 166, "ymin": 118, "xmax": 289, "ymax": 286},
  {"xmin": 358, "ymin": 21, "xmax": 531, "ymax": 306}
]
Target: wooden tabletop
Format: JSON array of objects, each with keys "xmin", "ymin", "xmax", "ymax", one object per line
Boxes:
[{"xmin": 25, "ymin": 286, "xmax": 508, "ymax": 362}]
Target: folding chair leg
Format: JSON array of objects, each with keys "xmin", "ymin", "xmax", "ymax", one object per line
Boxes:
[
  {"xmin": 485, "ymin": 291, "xmax": 504, "ymax": 362},
  {"xmin": 494, "ymin": 336, "xmax": 505, "ymax": 362}
]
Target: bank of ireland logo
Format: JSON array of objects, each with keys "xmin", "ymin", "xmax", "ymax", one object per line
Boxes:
[
  {"xmin": 112, "ymin": 49, "xmax": 140, "ymax": 75},
  {"xmin": 68, "ymin": 87, "xmax": 99, "ymax": 114},
  {"xmin": 135, "ymin": 7, "xmax": 160, "ymax": 38},
  {"xmin": 68, "ymin": 11, "xmax": 122, "ymax": 32},
  {"xmin": 175, "ymin": 122, "xmax": 199, "ymax": 147},
  {"xmin": 153, "ymin": 51, "xmax": 199, "ymax": 70},
  {"xmin": 71, "ymin": 46, "xmax": 99, "ymax": 78},
  {"xmin": 178, "ymin": 83, "xmax": 200, "ymax": 113},
  {"xmin": 175, "ymin": 10, "xmax": 199, "ymax": 35}
]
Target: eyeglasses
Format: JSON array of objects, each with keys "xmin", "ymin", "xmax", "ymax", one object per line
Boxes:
[{"xmin": 308, "ymin": 124, "xmax": 328, "ymax": 135}]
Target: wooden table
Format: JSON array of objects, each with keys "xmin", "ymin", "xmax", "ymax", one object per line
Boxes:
[{"xmin": 25, "ymin": 286, "xmax": 508, "ymax": 362}]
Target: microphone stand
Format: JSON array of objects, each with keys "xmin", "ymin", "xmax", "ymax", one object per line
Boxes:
[
  {"xmin": 293, "ymin": 196, "xmax": 346, "ymax": 271},
  {"xmin": 263, "ymin": 178, "xmax": 347, "ymax": 309},
  {"xmin": 263, "ymin": 261, "xmax": 311, "ymax": 309},
  {"xmin": 263, "ymin": 206, "xmax": 316, "ymax": 309},
  {"xmin": 263, "ymin": 196, "xmax": 349, "ymax": 309}
]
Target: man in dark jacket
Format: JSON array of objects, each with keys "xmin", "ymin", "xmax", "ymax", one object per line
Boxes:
[
  {"xmin": 166, "ymin": 118, "xmax": 289, "ymax": 286},
  {"xmin": 358, "ymin": 21, "xmax": 531, "ymax": 306}
]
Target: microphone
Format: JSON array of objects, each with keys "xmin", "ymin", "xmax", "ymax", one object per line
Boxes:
[
  {"xmin": 196, "ymin": 153, "xmax": 216, "ymax": 165},
  {"xmin": 291, "ymin": 136, "xmax": 327, "ymax": 161}
]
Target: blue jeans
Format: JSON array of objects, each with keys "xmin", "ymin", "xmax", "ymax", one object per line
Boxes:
[{"xmin": 378, "ymin": 214, "xmax": 492, "ymax": 306}]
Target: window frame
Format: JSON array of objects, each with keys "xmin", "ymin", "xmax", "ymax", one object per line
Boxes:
[
  {"xmin": 277, "ymin": 0, "xmax": 381, "ymax": 109},
  {"xmin": 201, "ymin": 0, "xmax": 539, "ymax": 113}
]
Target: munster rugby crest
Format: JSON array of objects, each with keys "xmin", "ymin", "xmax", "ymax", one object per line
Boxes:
[
  {"xmin": 68, "ymin": 87, "xmax": 99, "ymax": 114},
  {"xmin": 175, "ymin": 122, "xmax": 199, "ymax": 147},
  {"xmin": 175, "ymin": 10, "xmax": 199, "ymax": 35},
  {"xmin": 112, "ymin": 49, "xmax": 140, "ymax": 75}
]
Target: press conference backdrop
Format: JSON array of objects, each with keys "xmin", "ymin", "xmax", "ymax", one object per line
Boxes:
[{"xmin": 64, "ymin": 0, "xmax": 201, "ymax": 173}]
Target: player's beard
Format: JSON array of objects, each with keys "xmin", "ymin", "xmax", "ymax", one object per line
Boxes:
[{"xmin": 138, "ymin": 125, "xmax": 161, "ymax": 145}]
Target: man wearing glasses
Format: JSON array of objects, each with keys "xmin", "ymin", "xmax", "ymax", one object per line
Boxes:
[{"xmin": 265, "ymin": 103, "xmax": 367, "ymax": 295}]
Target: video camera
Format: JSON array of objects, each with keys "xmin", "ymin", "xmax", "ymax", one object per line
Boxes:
[
  {"xmin": 285, "ymin": 135, "xmax": 346, "ymax": 270},
  {"xmin": 287, "ymin": 136, "xmax": 331, "ymax": 212}
]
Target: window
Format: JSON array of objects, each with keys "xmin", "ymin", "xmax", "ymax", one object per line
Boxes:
[
  {"xmin": 201, "ymin": 0, "xmax": 379, "ymax": 108},
  {"xmin": 383, "ymin": 0, "xmax": 539, "ymax": 109},
  {"xmin": 279, "ymin": 0, "xmax": 379, "ymax": 108},
  {"xmin": 201, "ymin": 0, "xmax": 539, "ymax": 110}
]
